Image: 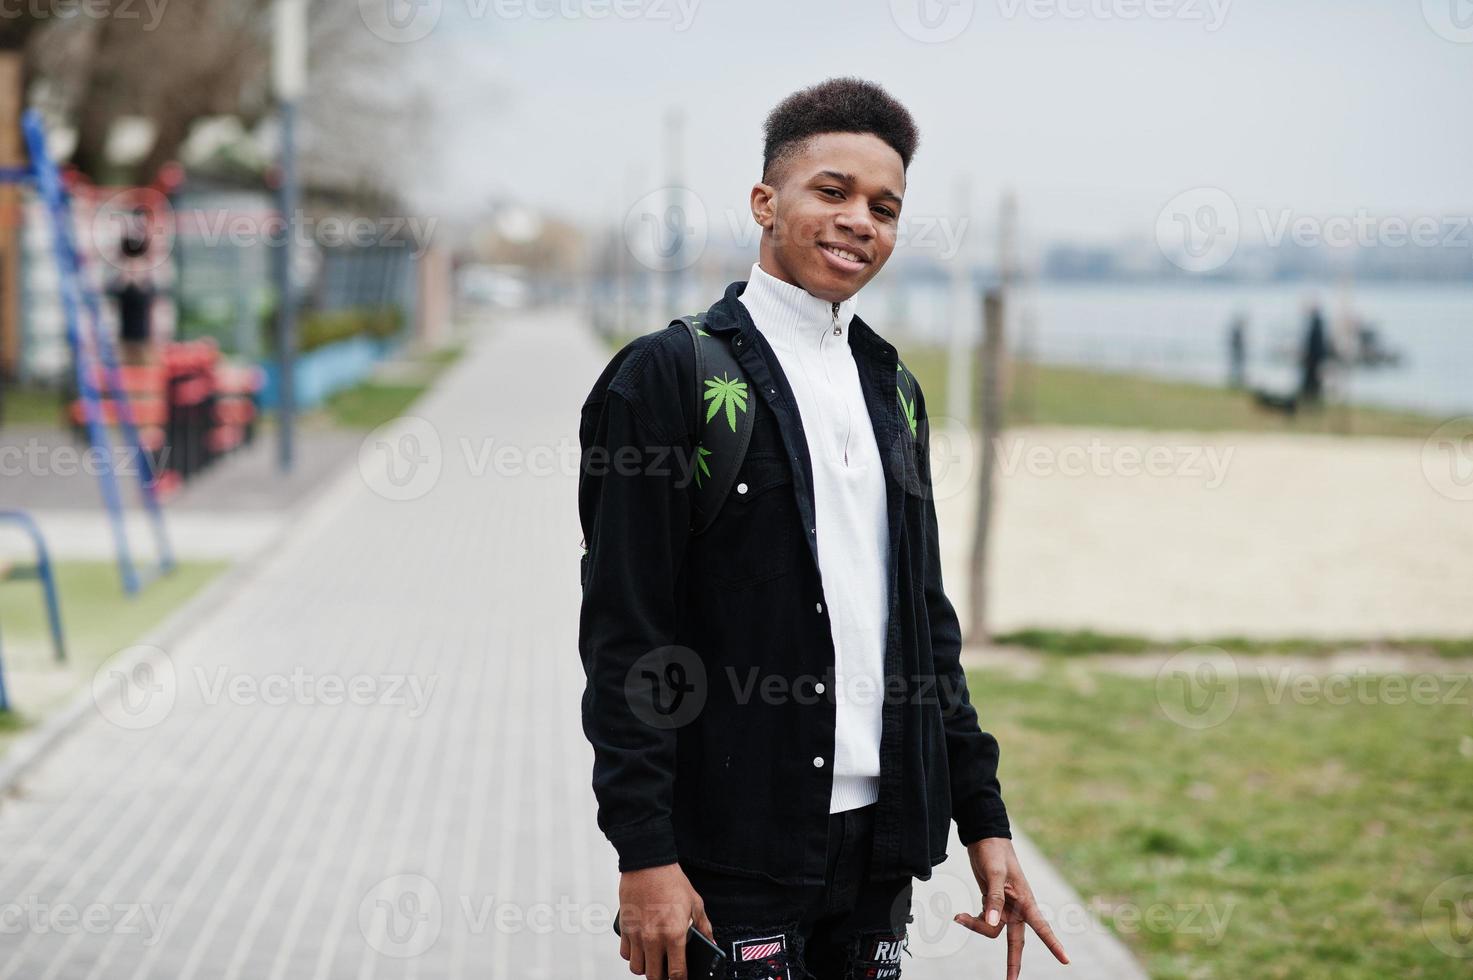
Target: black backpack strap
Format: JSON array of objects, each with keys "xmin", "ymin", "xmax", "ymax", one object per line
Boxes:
[{"xmin": 676, "ymin": 314, "xmax": 755, "ymax": 535}]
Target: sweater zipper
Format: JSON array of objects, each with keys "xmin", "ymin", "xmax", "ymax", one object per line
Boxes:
[{"xmin": 831, "ymin": 301, "xmax": 850, "ymax": 467}]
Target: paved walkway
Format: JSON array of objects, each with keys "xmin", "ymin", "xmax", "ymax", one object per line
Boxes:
[{"xmin": 0, "ymin": 309, "xmax": 1144, "ymax": 979}]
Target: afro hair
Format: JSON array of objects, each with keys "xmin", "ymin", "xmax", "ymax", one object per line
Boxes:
[{"xmin": 761, "ymin": 77, "xmax": 919, "ymax": 184}]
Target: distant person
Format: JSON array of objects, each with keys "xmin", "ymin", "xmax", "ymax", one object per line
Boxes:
[
  {"xmin": 1227, "ymin": 313, "xmax": 1247, "ymax": 389},
  {"xmin": 1299, "ymin": 303, "xmax": 1329, "ymax": 404},
  {"xmin": 105, "ymin": 207, "xmax": 157, "ymax": 366}
]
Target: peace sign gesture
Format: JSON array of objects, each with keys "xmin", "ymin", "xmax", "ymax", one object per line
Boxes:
[{"xmin": 953, "ymin": 837, "xmax": 1071, "ymax": 980}]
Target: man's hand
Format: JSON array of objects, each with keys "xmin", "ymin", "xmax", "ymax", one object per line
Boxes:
[
  {"xmin": 618, "ymin": 863, "xmax": 714, "ymax": 980},
  {"xmin": 953, "ymin": 837, "xmax": 1069, "ymax": 980}
]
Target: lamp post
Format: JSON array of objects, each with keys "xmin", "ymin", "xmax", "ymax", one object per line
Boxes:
[{"xmin": 272, "ymin": 0, "xmax": 307, "ymax": 473}]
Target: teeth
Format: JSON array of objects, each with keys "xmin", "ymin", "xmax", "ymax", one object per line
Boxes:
[{"xmin": 823, "ymin": 244, "xmax": 862, "ymax": 263}]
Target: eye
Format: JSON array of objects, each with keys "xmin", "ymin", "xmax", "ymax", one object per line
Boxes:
[
  {"xmin": 819, "ymin": 187, "xmax": 843, "ymax": 199},
  {"xmin": 873, "ymin": 206, "xmax": 897, "ymax": 220}
]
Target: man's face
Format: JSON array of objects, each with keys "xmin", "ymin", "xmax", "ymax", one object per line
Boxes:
[{"xmin": 751, "ymin": 132, "xmax": 905, "ymax": 303}]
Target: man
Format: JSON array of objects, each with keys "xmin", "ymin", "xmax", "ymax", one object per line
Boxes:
[{"xmin": 577, "ymin": 77, "xmax": 1067, "ymax": 980}]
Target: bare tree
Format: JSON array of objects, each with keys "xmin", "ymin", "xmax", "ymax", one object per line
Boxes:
[
  {"xmin": 16, "ymin": 0, "xmax": 429, "ymax": 197},
  {"xmin": 23, "ymin": 0, "xmax": 272, "ymax": 182},
  {"xmin": 294, "ymin": 2, "xmax": 436, "ymax": 201}
]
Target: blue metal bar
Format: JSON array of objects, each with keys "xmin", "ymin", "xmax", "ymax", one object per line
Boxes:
[
  {"xmin": 19, "ymin": 108, "xmax": 175, "ymax": 593},
  {"xmin": 68, "ymin": 203, "xmax": 177, "ymax": 581},
  {"xmin": 0, "ymin": 618, "xmax": 9, "ymax": 714},
  {"xmin": 0, "ymin": 511, "xmax": 68, "ymax": 664},
  {"xmin": 19, "ymin": 113, "xmax": 140, "ymax": 594},
  {"xmin": 274, "ymin": 98, "xmax": 299, "ymax": 473}
]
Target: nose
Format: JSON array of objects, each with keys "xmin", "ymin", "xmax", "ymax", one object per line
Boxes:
[{"xmin": 834, "ymin": 199, "xmax": 876, "ymax": 241}]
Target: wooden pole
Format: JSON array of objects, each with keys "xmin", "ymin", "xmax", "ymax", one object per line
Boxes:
[
  {"xmin": 945, "ymin": 174, "xmax": 972, "ymax": 426},
  {"xmin": 0, "ymin": 51, "xmax": 23, "ymax": 386},
  {"xmin": 968, "ymin": 287, "xmax": 1006, "ymax": 645}
]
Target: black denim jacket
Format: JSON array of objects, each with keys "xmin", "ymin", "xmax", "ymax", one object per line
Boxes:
[{"xmin": 577, "ymin": 280, "xmax": 1010, "ymax": 886}]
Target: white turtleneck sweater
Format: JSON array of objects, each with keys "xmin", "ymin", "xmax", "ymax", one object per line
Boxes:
[{"xmin": 738, "ymin": 261, "xmax": 889, "ymax": 814}]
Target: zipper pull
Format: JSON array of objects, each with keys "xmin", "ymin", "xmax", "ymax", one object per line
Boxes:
[{"xmin": 831, "ymin": 301, "xmax": 841, "ymax": 336}]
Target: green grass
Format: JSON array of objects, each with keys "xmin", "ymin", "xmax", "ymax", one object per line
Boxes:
[
  {"xmin": 0, "ymin": 383, "xmax": 68, "ymax": 427},
  {"xmin": 313, "ymin": 343, "xmax": 465, "ymax": 430},
  {"xmin": 317, "ymin": 383, "xmax": 433, "ymax": 430},
  {"xmin": 0, "ymin": 561, "xmax": 228, "ymax": 745},
  {"xmin": 423, "ymin": 344, "xmax": 465, "ymax": 368},
  {"xmin": 971, "ymin": 662, "xmax": 1473, "ymax": 978},
  {"xmin": 993, "ymin": 628, "xmax": 1473, "ymax": 659},
  {"xmin": 895, "ymin": 348, "xmax": 1454, "ymax": 439}
]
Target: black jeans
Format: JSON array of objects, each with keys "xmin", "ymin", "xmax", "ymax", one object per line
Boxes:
[{"xmin": 680, "ymin": 803, "xmax": 913, "ymax": 980}]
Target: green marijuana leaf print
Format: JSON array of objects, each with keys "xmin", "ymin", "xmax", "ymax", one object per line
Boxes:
[
  {"xmin": 704, "ymin": 373, "xmax": 749, "ymax": 432},
  {"xmin": 692, "ymin": 444, "xmax": 712, "ymax": 488},
  {"xmin": 897, "ymin": 385, "xmax": 917, "ymax": 437},
  {"xmin": 896, "ymin": 363, "xmax": 918, "ymax": 438}
]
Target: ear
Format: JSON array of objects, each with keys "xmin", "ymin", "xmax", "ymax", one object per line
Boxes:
[{"xmin": 749, "ymin": 182, "xmax": 776, "ymax": 229}]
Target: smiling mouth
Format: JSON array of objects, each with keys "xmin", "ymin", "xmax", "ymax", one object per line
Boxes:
[{"xmin": 819, "ymin": 242, "xmax": 868, "ymax": 265}]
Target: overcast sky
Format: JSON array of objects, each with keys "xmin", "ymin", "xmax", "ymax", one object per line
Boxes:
[{"xmin": 388, "ymin": 0, "xmax": 1472, "ymax": 252}]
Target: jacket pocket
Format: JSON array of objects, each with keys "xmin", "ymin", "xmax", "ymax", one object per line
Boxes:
[{"xmin": 691, "ymin": 450, "xmax": 795, "ymax": 590}]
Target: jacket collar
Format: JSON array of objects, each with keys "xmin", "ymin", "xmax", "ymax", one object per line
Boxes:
[
  {"xmin": 737, "ymin": 261, "xmax": 857, "ymax": 351},
  {"xmin": 701, "ymin": 279, "xmax": 895, "ymax": 363}
]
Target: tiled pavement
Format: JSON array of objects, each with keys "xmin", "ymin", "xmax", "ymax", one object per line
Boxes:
[{"xmin": 0, "ymin": 310, "xmax": 1144, "ymax": 979}]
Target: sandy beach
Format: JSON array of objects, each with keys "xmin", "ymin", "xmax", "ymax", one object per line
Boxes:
[{"xmin": 934, "ymin": 425, "xmax": 1473, "ymax": 640}]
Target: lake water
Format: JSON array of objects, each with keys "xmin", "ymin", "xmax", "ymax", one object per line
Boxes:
[{"xmin": 861, "ymin": 281, "xmax": 1473, "ymax": 418}]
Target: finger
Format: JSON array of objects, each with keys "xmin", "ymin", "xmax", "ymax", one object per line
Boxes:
[
  {"xmin": 666, "ymin": 928, "xmax": 687, "ymax": 980},
  {"xmin": 693, "ymin": 903, "xmax": 715, "ymax": 944},
  {"xmin": 620, "ymin": 930, "xmax": 631, "ymax": 962},
  {"xmin": 643, "ymin": 935, "xmax": 665, "ymax": 980},
  {"xmin": 1006, "ymin": 917, "xmax": 1024, "ymax": 980},
  {"xmin": 629, "ymin": 936, "xmax": 645, "ymax": 976},
  {"xmin": 984, "ymin": 864, "xmax": 1008, "ymax": 929},
  {"xmin": 952, "ymin": 910, "xmax": 1003, "ymax": 940},
  {"xmin": 1025, "ymin": 904, "xmax": 1070, "ymax": 965}
]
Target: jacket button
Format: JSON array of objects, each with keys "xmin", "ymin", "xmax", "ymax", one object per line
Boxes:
[
  {"xmin": 812, "ymin": 756, "xmax": 825, "ymax": 768},
  {"xmin": 737, "ymin": 482, "xmax": 748, "ymax": 494},
  {"xmin": 815, "ymin": 682, "xmax": 826, "ymax": 694},
  {"xmin": 815, "ymin": 602, "xmax": 823, "ymax": 614}
]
